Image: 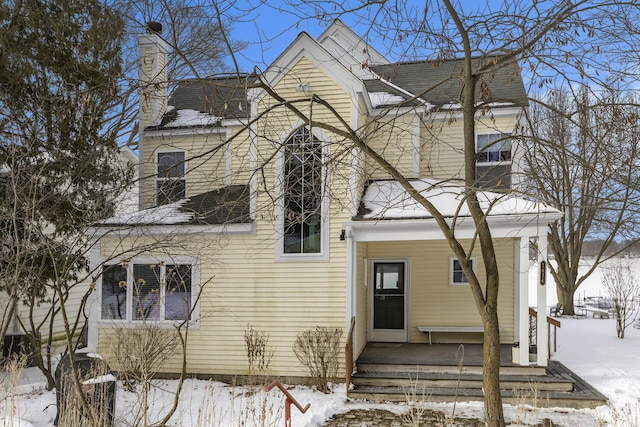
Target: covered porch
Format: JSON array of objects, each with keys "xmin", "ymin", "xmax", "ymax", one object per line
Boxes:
[{"xmin": 343, "ymin": 179, "xmax": 564, "ymax": 368}]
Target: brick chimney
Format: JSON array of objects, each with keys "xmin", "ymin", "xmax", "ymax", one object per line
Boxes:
[{"xmin": 138, "ymin": 22, "xmax": 169, "ymax": 129}]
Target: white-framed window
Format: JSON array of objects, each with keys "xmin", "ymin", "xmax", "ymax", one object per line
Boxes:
[
  {"xmin": 450, "ymin": 257, "xmax": 475, "ymax": 286},
  {"xmin": 156, "ymin": 151, "xmax": 186, "ymax": 205},
  {"xmin": 100, "ymin": 258, "xmax": 198, "ymax": 323},
  {"xmin": 476, "ymin": 133, "xmax": 511, "ymax": 190},
  {"xmin": 282, "ymin": 127, "xmax": 324, "ymax": 255}
]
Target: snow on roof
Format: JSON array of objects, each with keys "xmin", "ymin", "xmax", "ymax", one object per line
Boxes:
[
  {"xmin": 369, "ymin": 92, "xmax": 408, "ymax": 108},
  {"xmin": 100, "ymin": 200, "xmax": 193, "ymax": 225},
  {"xmin": 360, "ymin": 179, "xmax": 558, "ymax": 220},
  {"xmin": 163, "ymin": 108, "xmax": 223, "ymax": 128}
]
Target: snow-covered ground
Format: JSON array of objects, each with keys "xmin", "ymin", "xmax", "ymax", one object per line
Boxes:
[{"xmin": 2, "ymin": 259, "xmax": 640, "ymax": 426}]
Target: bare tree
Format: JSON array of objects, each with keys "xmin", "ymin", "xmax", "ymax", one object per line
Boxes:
[
  {"xmin": 217, "ymin": 2, "xmax": 640, "ymax": 425},
  {"xmin": 525, "ymin": 87, "xmax": 640, "ymax": 315},
  {"xmin": 602, "ymin": 262, "xmax": 640, "ymax": 339}
]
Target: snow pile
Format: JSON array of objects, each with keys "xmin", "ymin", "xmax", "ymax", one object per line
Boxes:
[
  {"xmin": 163, "ymin": 109, "xmax": 222, "ymax": 128},
  {"xmin": 361, "ymin": 179, "xmax": 558, "ymax": 219},
  {"xmin": 100, "ymin": 200, "xmax": 193, "ymax": 225},
  {"xmin": 369, "ymin": 92, "xmax": 406, "ymax": 108}
]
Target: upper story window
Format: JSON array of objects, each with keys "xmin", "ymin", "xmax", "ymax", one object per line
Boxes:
[
  {"xmin": 283, "ymin": 128, "xmax": 323, "ymax": 255},
  {"xmin": 101, "ymin": 260, "xmax": 196, "ymax": 323},
  {"xmin": 476, "ymin": 133, "xmax": 511, "ymax": 191},
  {"xmin": 156, "ymin": 151, "xmax": 186, "ymax": 205}
]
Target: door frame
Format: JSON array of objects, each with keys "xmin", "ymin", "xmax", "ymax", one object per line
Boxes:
[{"xmin": 367, "ymin": 258, "xmax": 410, "ymax": 342}]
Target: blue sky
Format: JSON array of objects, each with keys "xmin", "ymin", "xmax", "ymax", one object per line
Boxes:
[{"xmin": 227, "ymin": 2, "xmax": 379, "ymax": 72}]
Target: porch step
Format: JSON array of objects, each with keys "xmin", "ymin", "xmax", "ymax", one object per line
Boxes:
[
  {"xmin": 356, "ymin": 362, "xmax": 547, "ymax": 376},
  {"xmin": 348, "ymin": 361, "xmax": 608, "ymax": 409},
  {"xmin": 351, "ymin": 371, "xmax": 574, "ymax": 392},
  {"xmin": 348, "ymin": 385, "xmax": 607, "ymax": 409}
]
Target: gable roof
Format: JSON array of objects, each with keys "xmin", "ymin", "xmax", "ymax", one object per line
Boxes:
[
  {"xmin": 365, "ymin": 58, "xmax": 528, "ymax": 109},
  {"xmin": 150, "ymin": 26, "xmax": 527, "ymax": 131},
  {"xmin": 99, "ymin": 185, "xmax": 251, "ymax": 226}
]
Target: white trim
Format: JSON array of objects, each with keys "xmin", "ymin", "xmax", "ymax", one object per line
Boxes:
[
  {"xmin": 346, "ymin": 226, "xmax": 356, "ymax": 343},
  {"xmin": 143, "ymin": 121, "xmax": 244, "ymax": 138},
  {"xmin": 250, "ymin": 100, "xmax": 258, "ymax": 220},
  {"xmin": 517, "ymin": 237, "xmax": 530, "ymax": 366},
  {"xmin": 450, "ymin": 256, "xmax": 476, "ymax": 286},
  {"xmin": 413, "ymin": 113, "xmax": 420, "ymax": 178},
  {"xmin": 275, "ymin": 123, "xmax": 330, "ymax": 262},
  {"xmin": 349, "ymin": 92, "xmax": 365, "ymax": 217},
  {"xmin": 367, "ymin": 258, "xmax": 410, "ymax": 342},
  {"xmin": 155, "ymin": 149, "xmax": 187, "ymax": 205},
  {"xmin": 87, "ymin": 240, "xmax": 101, "ymax": 353},
  {"xmin": 345, "ymin": 212, "xmax": 563, "ymax": 242},
  {"xmin": 225, "ymin": 127, "xmax": 232, "ymax": 186},
  {"xmin": 536, "ymin": 232, "xmax": 549, "ymax": 367},
  {"xmin": 254, "ymin": 32, "xmax": 365, "ymax": 106},
  {"xmin": 88, "ymin": 223, "xmax": 254, "ymax": 237}
]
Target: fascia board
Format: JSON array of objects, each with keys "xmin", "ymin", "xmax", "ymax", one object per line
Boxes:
[
  {"xmin": 86, "ymin": 223, "xmax": 254, "ymax": 238},
  {"xmin": 255, "ymin": 32, "xmax": 365, "ymax": 104},
  {"xmin": 344, "ymin": 212, "xmax": 562, "ymax": 242},
  {"xmin": 371, "ymin": 106, "xmax": 524, "ymax": 120},
  {"xmin": 316, "ymin": 20, "xmax": 389, "ymax": 66},
  {"xmin": 143, "ymin": 120, "xmax": 245, "ymax": 138}
]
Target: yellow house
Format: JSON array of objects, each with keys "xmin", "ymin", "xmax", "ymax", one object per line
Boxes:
[{"xmin": 87, "ymin": 21, "xmax": 561, "ymax": 383}]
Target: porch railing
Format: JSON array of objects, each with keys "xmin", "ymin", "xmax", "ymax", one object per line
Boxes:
[
  {"xmin": 345, "ymin": 316, "xmax": 355, "ymax": 393},
  {"xmin": 528, "ymin": 307, "xmax": 561, "ymax": 357}
]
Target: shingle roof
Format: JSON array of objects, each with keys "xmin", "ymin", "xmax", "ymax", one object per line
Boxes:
[
  {"xmin": 366, "ymin": 58, "xmax": 528, "ymax": 108},
  {"xmin": 152, "ymin": 58, "xmax": 526, "ymax": 130},
  {"xmin": 182, "ymin": 185, "xmax": 251, "ymax": 225},
  {"xmin": 154, "ymin": 76, "xmax": 254, "ymax": 129},
  {"xmin": 99, "ymin": 185, "xmax": 251, "ymax": 226}
]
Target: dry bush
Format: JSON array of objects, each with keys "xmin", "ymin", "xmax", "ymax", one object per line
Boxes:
[
  {"xmin": 0, "ymin": 354, "xmax": 28, "ymax": 424},
  {"xmin": 109, "ymin": 324, "xmax": 180, "ymax": 426},
  {"xmin": 292, "ymin": 326, "xmax": 342, "ymax": 393},
  {"xmin": 244, "ymin": 324, "xmax": 274, "ymax": 385},
  {"xmin": 55, "ymin": 355, "xmax": 115, "ymax": 427}
]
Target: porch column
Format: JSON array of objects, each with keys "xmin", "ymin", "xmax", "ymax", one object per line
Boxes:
[
  {"xmin": 517, "ymin": 237, "xmax": 530, "ymax": 366},
  {"xmin": 345, "ymin": 226, "xmax": 356, "ymax": 347},
  {"xmin": 536, "ymin": 231, "xmax": 549, "ymax": 366}
]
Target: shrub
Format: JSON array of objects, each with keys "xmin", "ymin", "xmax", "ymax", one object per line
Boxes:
[{"xmin": 292, "ymin": 327, "xmax": 343, "ymax": 393}]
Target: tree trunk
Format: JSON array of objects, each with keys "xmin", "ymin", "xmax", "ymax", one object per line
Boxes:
[
  {"xmin": 560, "ymin": 287, "xmax": 577, "ymax": 315},
  {"xmin": 482, "ymin": 310, "xmax": 504, "ymax": 426}
]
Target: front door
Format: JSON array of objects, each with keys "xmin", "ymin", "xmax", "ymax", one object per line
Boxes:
[{"xmin": 369, "ymin": 260, "xmax": 408, "ymax": 342}]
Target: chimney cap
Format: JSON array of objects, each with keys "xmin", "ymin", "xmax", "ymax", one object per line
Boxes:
[{"xmin": 146, "ymin": 22, "xmax": 162, "ymax": 35}]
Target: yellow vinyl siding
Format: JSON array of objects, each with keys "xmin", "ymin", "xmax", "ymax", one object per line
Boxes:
[
  {"xmin": 423, "ymin": 115, "xmax": 520, "ymax": 181},
  {"xmin": 139, "ymin": 127, "xmax": 251, "ymax": 209},
  {"xmin": 97, "ymin": 225, "xmax": 350, "ymax": 377},
  {"xmin": 364, "ymin": 114, "xmax": 415, "ymax": 180},
  {"xmin": 362, "ymin": 238, "xmax": 515, "ymax": 344}
]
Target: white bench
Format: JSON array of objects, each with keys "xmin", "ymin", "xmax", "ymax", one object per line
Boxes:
[{"xmin": 417, "ymin": 326, "xmax": 484, "ymax": 345}]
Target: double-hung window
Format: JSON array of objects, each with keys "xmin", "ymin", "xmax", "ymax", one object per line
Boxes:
[
  {"xmin": 476, "ymin": 133, "xmax": 512, "ymax": 190},
  {"xmin": 282, "ymin": 128, "xmax": 324, "ymax": 255},
  {"xmin": 101, "ymin": 260, "xmax": 195, "ymax": 322},
  {"xmin": 156, "ymin": 151, "xmax": 186, "ymax": 205}
]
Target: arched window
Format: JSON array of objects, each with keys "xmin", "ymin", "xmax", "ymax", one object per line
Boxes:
[{"xmin": 283, "ymin": 128, "xmax": 323, "ymax": 254}]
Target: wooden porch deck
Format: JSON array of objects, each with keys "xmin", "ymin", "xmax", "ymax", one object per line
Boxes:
[{"xmin": 349, "ymin": 343, "xmax": 608, "ymax": 408}]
